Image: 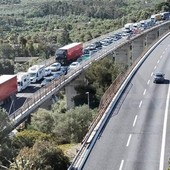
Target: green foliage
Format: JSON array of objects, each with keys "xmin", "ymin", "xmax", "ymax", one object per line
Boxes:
[
  {"xmin": 74, "ymin": 58, "xmax": 125, "ymax": 108},
  {"xmin": 29, "ymin": 108, "xmax": 54, "ymax": 134},
  {"xmin": 52, "ymin": 105, "xmax": 95, "ymax": 143},
  {"xmin": 12, "ymin": 130, "xmax": 54, "ymax": 148},
  {"xmin": 30, "ymin": 103, "xmax": 96, "ymax": 144},
  {"xmin": 0, "ymin": 0, "xmax": 21, "ymax": 5},
  {"xmin": 0, "ymin": 59, "xmax": 14, "ymax": 74},
  {"xmin": 9, "ymin": 140, "xmax": 69, "ymax": 170}
]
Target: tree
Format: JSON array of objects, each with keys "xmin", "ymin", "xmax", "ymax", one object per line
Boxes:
[
  {"xmin": 0, "ymin": 108, "xmax": 13, "ymax": 140},
  {"xmin": 30, "ymin": 108, "xmax": 54, "ymax": 134},
  {"xmin": 57, "ymin": 28, "xmax": 72, "ymax": 46},
  {"xmin": 0, "ymin": 108, "xmax": 15, "ymax": 169},
  {"xmin": 0, "ymin": 44, "xmax": 14, "ymax": 59},
  {"xmin": 9, "ymin": 140, "xmax": 69, "ymax": 170},
  {"xmin": 0, "ymin": 59, "xmax": 14, "ymax": 74},
  {"xmin": 12, "ymin": 130, "xmax": 54, "ymax": 149},
  {"xmin": 74, "ymin": 58, "xmax": 122, "ymax": 107},
  {"xmin": 52, "ymin": 105, "xmax": 95, "ymax": 143}
]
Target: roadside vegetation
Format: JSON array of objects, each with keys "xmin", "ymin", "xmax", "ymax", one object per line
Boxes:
[{"xmin": 1, "ymin": 0, "xmax": 170, "ymax": 169}]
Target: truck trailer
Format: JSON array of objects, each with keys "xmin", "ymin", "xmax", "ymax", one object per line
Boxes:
[
  {"xmin": 0, "ymin": 75, "xmax": 18, "ymax": 105},
  {"xmin": 55, "ymin": 42, "xmax": 83, "ymax": 65},
  {"xmin": 17, "ymin": 72, "xmax": 30, "ymax": 92}
]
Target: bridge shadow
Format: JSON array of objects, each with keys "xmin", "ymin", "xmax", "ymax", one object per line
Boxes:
[
  {"xmin": 18, "ymin": 85, "xmax": 41, "ymax": 93},
  {"xmin": 2, "ymin": 97, "xmax": 27, "ymax": 115}
]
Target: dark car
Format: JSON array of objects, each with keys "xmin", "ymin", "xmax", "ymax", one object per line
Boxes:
[
  {"xmin": 153, "ymin": 73, "xmax": 165, "ymax": 83},
  {"xmin": 60, "ymin": 66, "xmax": 68, "ymax": 75},
  {"xmin": 94, "ymin": 41, "xmax": 102, "ymax": 49}
]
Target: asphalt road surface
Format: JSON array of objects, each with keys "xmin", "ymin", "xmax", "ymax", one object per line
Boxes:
[{"xmin": 82, "ymin": 35, "xmax": 170, "ymax": 170}]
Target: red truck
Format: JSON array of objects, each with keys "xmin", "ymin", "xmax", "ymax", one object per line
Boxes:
[
  {"xmin": 55, "ymin": 42, "xmax": 83, "ymax": 65},
  {"xmin": 0, "ymin": 75, "xmax": 18, "ymax": 105}
]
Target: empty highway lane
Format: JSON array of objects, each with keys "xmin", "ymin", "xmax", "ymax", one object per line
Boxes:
[{"xmin": 82, "ymin": 35, "xmax": 170, "ymax": 170}]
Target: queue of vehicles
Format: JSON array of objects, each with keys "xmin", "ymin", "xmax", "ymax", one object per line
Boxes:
[{"xmin": 0, "ymin": 11, "xmax": 169, "ymax": 106}]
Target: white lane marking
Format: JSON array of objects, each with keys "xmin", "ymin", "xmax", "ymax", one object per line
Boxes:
[
  {"xmin": 133, "ymin": 115, "xmax": 138, "ymax": 127},
  {"xmin": 147, "ymin": 80, "xmax": 150, "ymax": 85},
  {"xmin": 154, "ymin": 66, "xmax": 157, "ymax": 70},
  {"xmin": 165, "ymin": 48, "xmax": 167, "ymax": 51},
  {"xmin": 159, "ymin": 82, "xmax": 170, "ymax": 170},
  {"xmin": 151, "ymin": 72, "xmax": 153, "ymax": 76},
  {"xmin": 143, "ymin": 89, "xmax": 146, "ymax": 95},
  {"xmin": 162, "ymin": 51, "xmax": 165, "ymax": 54},
  {"xmin": 160, "ymin": 55, "xmax": 162, "ymax": 59},
  {"xmin": 126, "ymin": 134, "xmax": 132, "ymax": 147},
  {"xmin": 157, "ymin": 60, "xmax": 160, "ymax": 64},
  {"xmin": 139, "ymin": 101, "xmax": 142, "ymax": 108},
  {"xmin": 119, "ymin": 160, "xmax": 124, "ymax": 170}
]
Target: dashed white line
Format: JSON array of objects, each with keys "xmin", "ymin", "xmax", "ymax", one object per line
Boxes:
[
  {"xmin": 147, "ymin": 80, "xmax": 150, "ymax": 85},
  {"xmin": 159, "ymin": 82, "xmax": 170, "ymax": 170},
  {"xmin": 133, "ymin": 115, "xmax": 138, "ymax": 127},
  {"xmin": 154, "ymin": 66, "xmax": 157, "ymax": 70},
  {"xmin": 151, "ymin": 72, "xmax": 153, "ymax": 76},
  {"xmin": 139, "ymin": 101, "xmax": 142, "ymax": 108},
  {"xmin": 157, "ymin": 60, "xmax": 160, "ymax": 64},
  {"xmin": 160, "ymin": 55, "xmax": 162, "ymax": 59},
  {"xmin": 119, "ymin": 160, "xmax": 124, "ymax": 170},
  {"xmin": 143, "ymin": 89, "xmax": 146, "ymax": 95},
  {"xmin": 126, "ymin": 134, "xmax": 132, "ymax": 147},
  {"xmin": 165, "ymin": 48, "xmax": 167, "ymax": 51},
  {"xmin": 162, "ymin": 51, "xmax": 165, "ymax": 54}
]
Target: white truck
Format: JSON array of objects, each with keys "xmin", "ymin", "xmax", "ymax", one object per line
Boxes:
[
  {"xmin": 124, "ymin": 23, "xmax": 134, "ymax": 32},
  {"xmin": 17, "ymin": 72, "xmax": 30, "ymax": 92},
  {"xmin": 28, "ymin": 65, "xmax": 45, "ymax": 83}
]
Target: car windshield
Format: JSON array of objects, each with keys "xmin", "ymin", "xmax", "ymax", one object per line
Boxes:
[
  {"xmin": 156, "ymin": 74, "xmax": 164, "ymax": 77},
  {"xmin": 71, "ymin": 63, "xmax": 78, "ymax": 66},
  {"xmin": 52, "ymin": 64, "xmax": 59, "ymax": 67},
  {"xmin": 30, "ymin": 73, "xmax": 36, "ymax": 77},
  {"xmin": 45, "ymin": 78, "xmax": 51, "ymax": 82}
]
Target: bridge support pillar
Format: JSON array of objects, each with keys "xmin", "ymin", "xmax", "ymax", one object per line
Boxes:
[
  {"xmin": 113, "ymin": 43, "xmax": 131, "ymax": 66},
  {"xmin": 131, "ymin": 36, "xmax": 145, "ymax": 62},
  {"xmin": 146, "ymin": 30, "xmax": 158, "ymax": 47},
  {"xmin": 65, "ymin": 73, "xmax": 86, "ymax": 109}
]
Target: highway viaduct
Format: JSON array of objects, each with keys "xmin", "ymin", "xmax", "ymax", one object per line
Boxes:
[{"xmin": 7, "ymin": 20, "xmax": 170, "ymax": 134}]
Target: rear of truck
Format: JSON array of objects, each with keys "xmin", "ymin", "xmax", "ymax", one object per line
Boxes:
[
  {"xmin": 55, "ymin": 42, "xmax": 83, "ymax": 65},
  {"xmin": 0, "ymin": 75, "xmax": 18, "ymax": 105}
]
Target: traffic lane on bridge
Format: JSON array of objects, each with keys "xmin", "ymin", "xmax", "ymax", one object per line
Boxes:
[{"xmin": 82, "ymin": 35, "xmax": 170, "ymax": 170}]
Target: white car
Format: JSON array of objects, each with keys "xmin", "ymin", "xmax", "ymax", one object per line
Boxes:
[
  {"xmin": 49, "ymin": 62, "xmax": 61, "ymax": 71},
  {"xmin": 44, "ymin": 67, "xmax": 51, "ymax": 76},
  {"xmin": 69, "ymin": 62, "xmax": 80, "ymax": 70}
]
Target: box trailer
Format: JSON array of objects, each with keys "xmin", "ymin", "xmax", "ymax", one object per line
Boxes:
[
  {"xmin": 0, "ymin": 75, "xmax": 17, "ymax": 105},
  {"xmin": 55, "ymin": 42, "xmax": 83, "ymax": 65}
]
